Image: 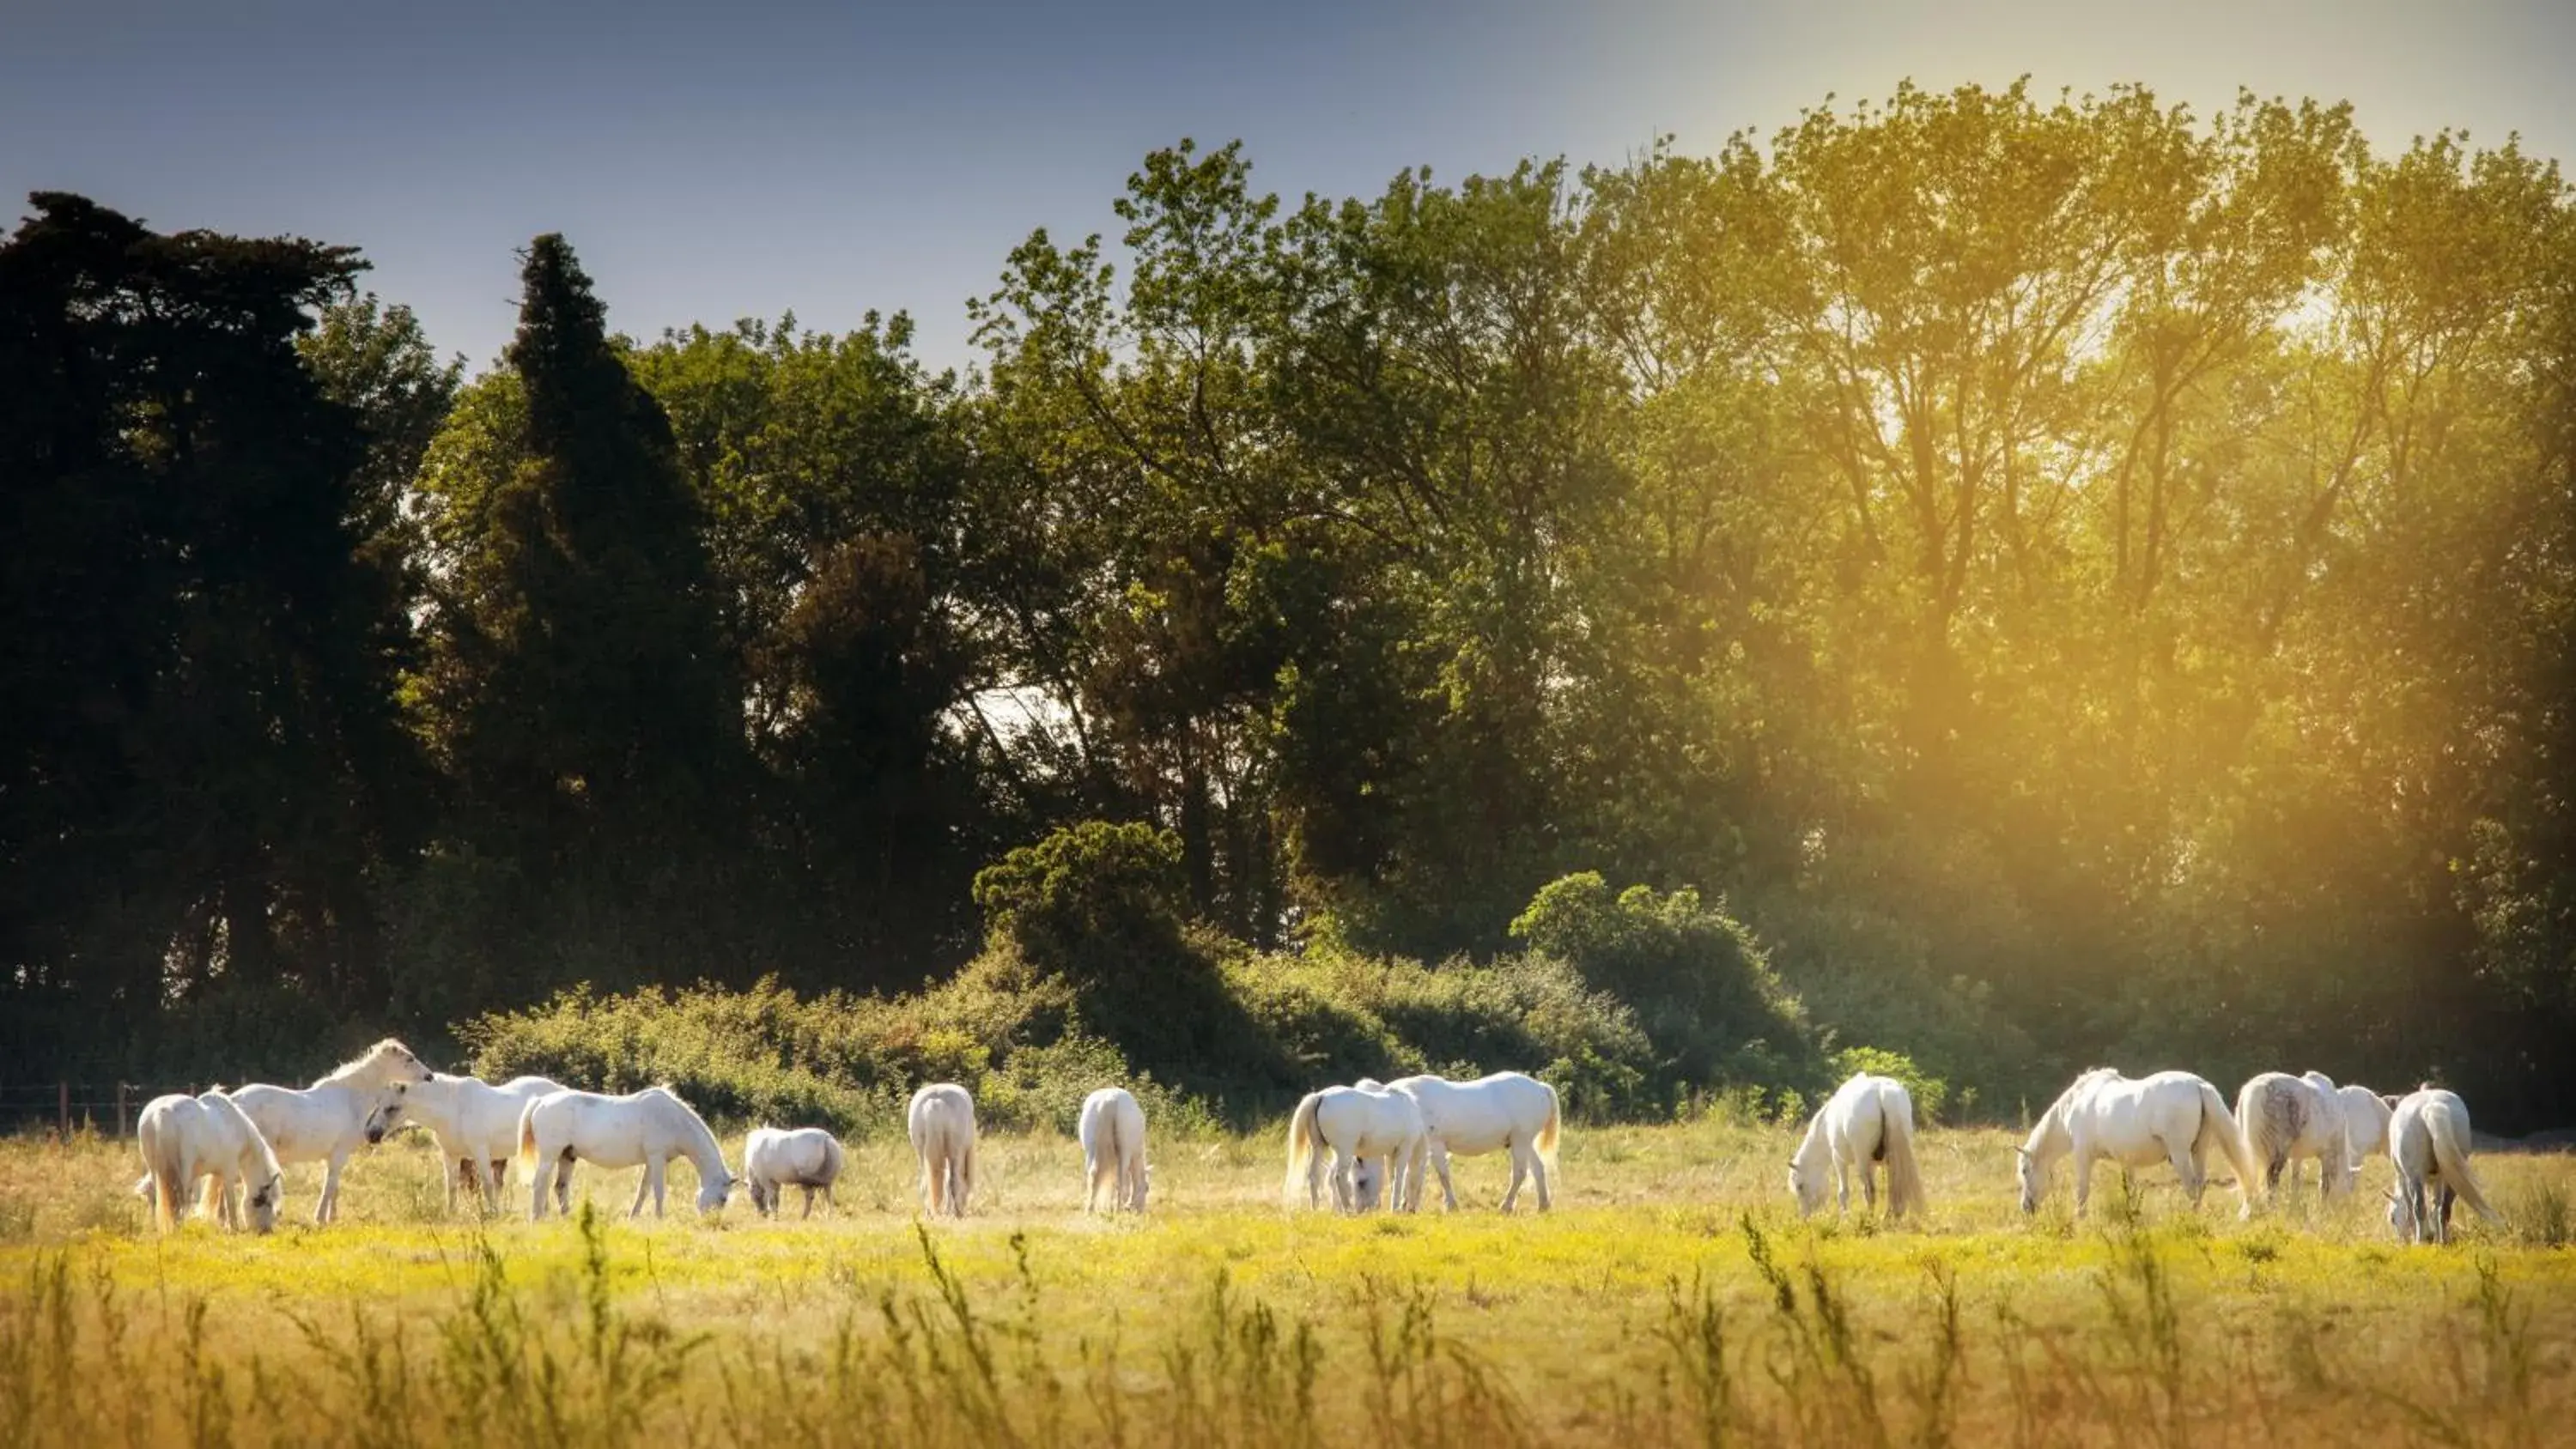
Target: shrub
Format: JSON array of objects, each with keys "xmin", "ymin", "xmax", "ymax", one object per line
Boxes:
[
  {"xmin": 972, "ymin": 822, "xmax": 1297, "ymax": 1099},
  {"xmin": 1830, "ymin": 1045, "xmax": 1951, "ymax": 1125},
  {"xmin": 1510, "ymin": 872, "xmax": 1820, "ymax": 1096}
]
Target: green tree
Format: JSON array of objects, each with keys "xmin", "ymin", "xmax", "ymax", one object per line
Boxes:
[
  {"xmin": 407, "ymin": 234, "xmax": 749, "ymax": 1001},
  {"xmin": 0, "ymin": 193, "xmax": 416, "ymax": 1066}
]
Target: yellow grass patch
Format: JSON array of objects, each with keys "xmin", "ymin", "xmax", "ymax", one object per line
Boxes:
[{"xmin": 3, "ymin": 1122, "xmax": 2572, "ymax": 1446}]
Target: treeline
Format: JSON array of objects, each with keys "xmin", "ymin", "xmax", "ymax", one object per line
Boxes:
[{"xmin": 5, "ymin": 81, "xmax": 2574, "ymax": 1125}]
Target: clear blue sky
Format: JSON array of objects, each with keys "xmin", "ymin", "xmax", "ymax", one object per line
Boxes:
[{"xmin": 7, "ymin": 0, "xmax": 2569, "ymax": 374}]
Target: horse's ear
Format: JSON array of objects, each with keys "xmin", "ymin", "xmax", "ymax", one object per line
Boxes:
[{"xmin": 2013, "ymin": 1145, "xmax": 2030, "ymax": 1159}]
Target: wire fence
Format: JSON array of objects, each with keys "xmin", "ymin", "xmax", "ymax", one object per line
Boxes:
[{"xmin": 0, "ymin": 1082, "xmax": 208, "ymax": 1142}]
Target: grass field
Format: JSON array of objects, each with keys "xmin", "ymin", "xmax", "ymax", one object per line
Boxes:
[{"xmin": 3, "ymin": 1117, "xmax": 2572, "ymax": 1448}]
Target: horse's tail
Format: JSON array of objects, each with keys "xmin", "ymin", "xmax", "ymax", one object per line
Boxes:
[
  {"xmin": 1534, "ymin": 1082, "xmax": 1562, "ymax": 1176},
  {"xmin": 1283, "ymin": 1092, "xmax": 1322, "ymax": 1207},
  {"xmin": 1880, "ymin": 1085, "xmax": 1927, "ymax": 1222},
  {"xmin": 1089, "ymin": 1113, "xmax": 1121, "ymax": 1209},
  {"xmin": 2431, "ymin": 1111, "xmax": 2505, "ymax": 1227},
  {"xmin": 2233, "ymin": 1079, "xmax": 2271, "ymax": 1201},
  {"xmin": 149, "ymin": 1133, "xmax": 187, "ymax": 1232},
  {"xmin": 2196, "ymin": 1078, "xmax": 2260, "ymax": 1207},
  {"xmin": 516, "ymin": 1098, "xmax": 541, "ymax": 1176}
]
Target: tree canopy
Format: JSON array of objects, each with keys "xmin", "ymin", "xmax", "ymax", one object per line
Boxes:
[{"xmin": 6, "ymin": 82, "xmax": 2573, "ymax": 1124}]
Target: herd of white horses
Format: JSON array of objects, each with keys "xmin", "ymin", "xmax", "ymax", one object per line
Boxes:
[{"xmin": 126, "ymin": 1044, "xmax": 2505, "ymax": 1248}]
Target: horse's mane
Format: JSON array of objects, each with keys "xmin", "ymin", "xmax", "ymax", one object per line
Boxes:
[
  {"xmin": 316, "ymin": 1038, "xmax": 418, "ymax": 1086},
  {"xmin": 2024, "ymin": 1067, "xmax": 2123, "ymax": 1152},
  {"xmin": 1790, "ymin": 1106, "xmax": 1832, "ymax": 1171}
]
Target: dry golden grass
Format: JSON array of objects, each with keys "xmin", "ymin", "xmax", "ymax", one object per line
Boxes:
[{"xmin": 3, "ymin": 1117, "xmax": 2573, "ymax": 1447}]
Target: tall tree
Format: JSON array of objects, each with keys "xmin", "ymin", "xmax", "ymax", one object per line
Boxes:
[
  {"xmin": 409, "ymin": 235, "xmax": 747, "ymax": 999},
  {"xmin": 0, "ymin": 193, "xmax": 415, "ymax": 1065}
]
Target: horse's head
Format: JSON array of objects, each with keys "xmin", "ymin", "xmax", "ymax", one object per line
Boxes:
[
  {"xmin": 246, "ymin": 1173, "xmax": 282, "ymax": 1234},
  {"xmin": 2385, "ymin": 1185, "xmax": 2415, "ymax": 1242},
  {"xmin": 364, "ymin": 1083, "xmax": 409, "ymax": 1144},
  {"xmin": 1787, "ymin": 1154, "xmax": 1830, "ymax": 1218},
  {"xmin": 1133, "ymin": 1162, "xmax": 1152, "ymax": 1213},
  {"xmin": 1352, "ymin": 1156, "xmax": 1383, "ymax": 1210},
  {"xmin": 2014, "ymin": 1145, "xmax": 2044, "ymax": 1216},
  {"xmin": 697, "ymin": 1172, "xmax": 738, "ymax": 1216},
  {"xmin": 374, "ymin": 1038, "xmax": 435, "ymax": 1083}
]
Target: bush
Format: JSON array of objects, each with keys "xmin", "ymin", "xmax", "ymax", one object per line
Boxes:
[
  {"xmin": 1510, "ymin": 872, "xmax": 1820, "ymax": 1096},
  {"xmin": 458, "ymin": 966, "xmax": 1224, "ymax": 1137}
]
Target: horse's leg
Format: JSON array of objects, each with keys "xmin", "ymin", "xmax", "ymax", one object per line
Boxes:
[
  {"xmin": 629, "ymin": 1159, "xmax": 653, "ymax": 1219},
  {"xmin": 556, "ymin": 1152, "xmax": 575, "ymax": 1215},
  {"xmin": 2437, "ymin": 1185, "xmax": 2456, "ymax": 1246},
  {"xmin": 1528, "ymin": 1137, "xmax": 1552, "ymax": 1212},
  {"xmin": 1501, "ymin": 1143, "xmax": 1528, "ymax": 1214},
  {"xmin": 529, "ymin": 1155, "xmax": 551, "ymax": 1221},
  {"xmin": 319, "ymin": 1152, "xmax": 347, "ymax": 1226},
  {"xmin": 652, "ymin": 1156, "xmax": 670, "ymax": 1217},
  {"xmin": 1835, "ymin": 1155, "xmax": 1851, "ymax": 1215},
  {"xmin": 1433, "ymin": 1140, "xmax": 1458, "ymax": 1212},
  {"xmin": 2072, "ymin": 1152, "xmax": 2095, "ymax": 1217},
  {"xmin": 2156, "ymin": 1133, "xmax": 2205, "ymax": 1209}
]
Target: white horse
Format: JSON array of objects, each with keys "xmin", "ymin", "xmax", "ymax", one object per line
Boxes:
[
  {"xmin": 1284, "ymin": 1083, "xmax": 1426, "ymax": 1213},
  {"xmin": 1078, "ymin": 1087, "xmax": 1150, "ymax": 1213},
  {"xmin": 2236, "ymin": 1070, "xmax": 2352, "ymax": 1206},
  {"xmin": 399, "ymin": 1073, "xmax": 570, "ymax": 1213},
  {"xmin": 2385, "ymin": 1086, "xmax": 2504, "ymax": 1245},
  {"xmin": 137, "ymin": 1089, "xmax": 283, "ymax": 1234},
  {"xmin": 217, "ymin": 1039, "xmax": 433, "ymax": 1225},
  {"xmin": 1789, "ymin": 1071, "xmax": 1926, "ymax": 1221},
  {"xmin": 2334, "ymin": 1081, "xmax": 2397, "ymax": 1170},
  {"xmin": 2018, "ymin": 1067, "xmax": 2260, "ymax": 1216},
  {"xmin": 1376, "ymin": 1072, "xmax": 1560, "ymax": 1212},
  {"xmin": 519, "ymin": 1086, "xmax": 738, "ymax": 1220},
  {"xmin": 908, "ymin": 1083, "xmax": 978, "ymax": 1218},
  {"xmin": 743, "ymin": 1126, "xmax": 845, "ymax": 1219}
]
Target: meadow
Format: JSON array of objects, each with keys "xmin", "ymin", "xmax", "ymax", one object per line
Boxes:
[{"xmin": 2, "ymin": 1118, "xmax": 2572, "ymax": 1448}]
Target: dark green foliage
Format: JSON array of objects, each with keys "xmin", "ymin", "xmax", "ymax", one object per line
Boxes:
[
  {"xmin": 0, "ymin": 193, "xmax": 416, "ymax": 1059},
  {"xmin": 1511, "ymin": 873, "xmax": 1820, "ymax": 1094},
  {"xmin": 9, "ymin": 84, "xmax": 2576, "ymax": 1129},
  {"xmin": 972, "ymin": 822, "xmax": 1300, "ymax": 1099}
]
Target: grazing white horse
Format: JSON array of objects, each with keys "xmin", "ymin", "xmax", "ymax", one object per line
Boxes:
[
  {"xmin": 1284, "ymin": 1083, "xmax": 1426, "ymax": 1213},
  {"xmin": 2018, "ymin": 1067, "xmax": 2260, "ymax": 1217},
  {"xmin": 2236, "ymin": 1071, "xmax": 2352, "ymax": 1206},
  {"xmin": 137, "ymin": 1090, "xmax": 284, "ymax": 1234},
  {"xmin": 219, "ymin": 1038, "xmax": 433, "ymax": 1225},
  {"xmin": 2385, "ymin": 1087, "xmax": 2504, "ymax": 1245},
  {"xmin": 743, "ymin": 1126, "xmax": 845, "ymax": 1219},
  {"xmin": 1789, "ymin": 1072, "xmax": 1927, "ymax": 1221},
  {"xmin": 2283, "ymin": 1073, "xmax": 2398, "ymax": 1191},
  {"xmin": 1078, "ymin": 1087, "xmax": 1150, "ymax": 1213},
  {"xmin": 908, "ymin": 1083, "xmax": 979, "ymax": 1218},
  {"xmin": 399, "ymin": 1073, "xmax": 570, "ymax": 1213},
  {"xmin": 519, "ymin": 1086, "xmax": 738, "ymax": 1220},
  {"xmin": 1376, "ymin": 1072, "xmax": 1560, "ymax": 1213}
]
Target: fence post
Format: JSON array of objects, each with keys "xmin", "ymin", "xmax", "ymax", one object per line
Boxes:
[
  {"xmin": 58, "ymin": 1081, "xmax": 70, "ymax": 1141},
  {"xmin": 117, "ymin": 1083, "xmax": 129, "ymax": 1142}
]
